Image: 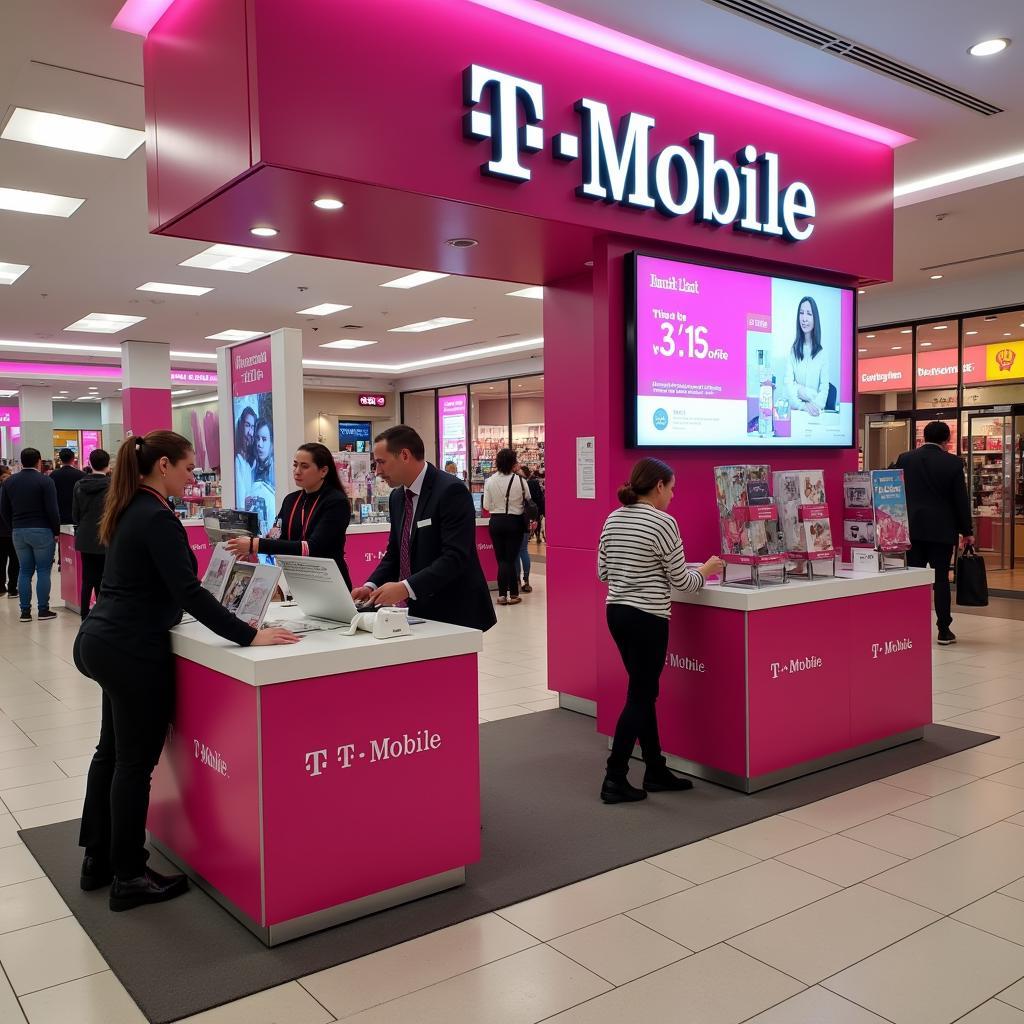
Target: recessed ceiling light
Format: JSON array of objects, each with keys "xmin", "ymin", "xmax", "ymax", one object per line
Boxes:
[
  {"xmin": 507, "ymin": 287, "xmax": 544, "ymax": 300},
  {"xmin": 0, "ymin": 186, "xmax": 84, "ymax": 218},
  {"xmin": 446, "ymin": 238, "xmax": 478, "ymax": 248},
  {"xmin": 892, "ymin": 346, "xmax": 903, "ymax": 351},
  {"xmin": 389, "ymin": 317, "xmax": 472, "ymax": 333},
  {"xmin": 933, "ymin": 325, "xmax": 949, "ymax": 330},
  {"xmin": 930, "ymin": 274, "xmax": 943, "ymax": 280},
  {"xmin": 250, "ymin": 226, "xmax": 278, "ymax": 238},
  {"xmin": 170, "ymin": 389, "xmax": 193, "ymax": 396},
  {"xmin": 1005, "ymin": 332, "xmax": 1013, "ymax": 337},
  {"xmin": 900, "ymin": 329, "xmax": 912, "ymax": 334},
  {"xmin": 857, "ymin": 289, "xmax": 866, "ymax": 295},
  {"xmin": 858, "ymin": 348, "xmax": 867, "ymax": 354},
  {"xmin": 0, "ymin": 340, "xmax": 119, "ymax": 355},
  {"xmin": 0, "ymin": 390, "xmax": 18, "ymax": 397},
  {"xmin": 169, "ymin": 350, "xmax": 218, "ymax": 361},
  {"xmin": 984, "ymin": 315, "xmax": 999, "ymax": 321},
  {"xmin": 319, "ymin": 339, "xmax": 378, "ymax": 350},
  {"xmin": 966, "ymin": 330, "xmax": 979, "ymax": 335},
  {"xmin": 205, "ymin": 330, "xmax": 264, "ymax": 342},
  {"xmin": 969, "ymin": 38, "xmax": 1010, "ymax": 57},
  {"xmin": 1, "ymin": 108, "xmax": 145, "ymax": 158},
  {"xmin": 137, "ymin": 282, "xmax": 212, "ymax": 296},
  {"xmin": 74, "ymin": 395, "xmax": 100, "ymax": 401},
  {"xmin": 895, "ymin": 151, "xmax": 1024, "ymax": 199},
  {"xmin": 302, "ymin": 337, "xmax": 543, "ymax": 373},
  {"xmin": 297, "ymin": 303, "xmax": 352, "ymax": 316},
  {"xmin": 866, "ymin": 334, "xmax": 876, "ymax": 339},
  {"xmin": 59, "ymin": 390, "xmax": 69, "ymax": 394},
  {"xmin": 88, "ymin": 386, "xmax": 98, "ymax": 390},
  {"xmin": 179, "ymin": 244, "xmax": 290, "ymax": 274},
  {"xmin": 313, "ymin": 198, "xmax": 344, "ymax": 210},
  {"xmin": 920, "ymin": 342, "xmax": 933, "ymax": 347},
  {"xmin": 0, "ymin": 262, "xmax": 30, "ymax": 285},
  {"xmin": 66, "ymin": 313, "xmax": 146, "ymax": 334},
  {"xmin": 380, "ymin": 271, "xmax": 450, "ymax": 289}
]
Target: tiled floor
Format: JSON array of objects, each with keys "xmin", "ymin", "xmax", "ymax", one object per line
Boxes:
[{"xmin": 4, "ymin": 574, "xmax": 1024, "ymax": 1023}]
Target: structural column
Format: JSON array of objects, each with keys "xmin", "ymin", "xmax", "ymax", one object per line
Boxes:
[
  {"xmin": 100, "ymin": 396, "xmax": 124, "ymax": 452},
  {"xmin": 17, "ymin": 386, "xmax": 53, "ymax": 457},
  {"xmin": 121, "ymin": 341, "xmax": 171, "ymax": 436}
]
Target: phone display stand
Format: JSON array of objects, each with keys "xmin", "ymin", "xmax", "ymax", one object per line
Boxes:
[
  {"xmin": 786, "ymin": 550, "xmax": 837, "ymax": 580},
  {"xmin": 721, "ymin": 553, "xmax": 788, "ymax": 588},
  {"xmin": 877, "ymin": 549, "xmax": 910, "ymax": 572}
]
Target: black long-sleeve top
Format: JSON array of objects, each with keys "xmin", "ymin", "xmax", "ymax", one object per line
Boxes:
[
  {"xmin": 0, "ymin": 468, "xmax": 59, "ymax": 533},
  {"xmin": 257, "ymin": 484, "xmax": 352, "ymax": 588},
  {"xmin": 80, "ymin": 486, "xmax": 256, "ymax": 651}
]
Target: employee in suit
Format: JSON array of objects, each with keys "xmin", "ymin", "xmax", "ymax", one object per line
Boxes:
[
  {"xmin": 351, "ymin": 425, "xmax": 496, "ymax": 632},
  {"xmin": 225, "ymin": 442, "xmax": 353, "ymax": 587},
  {"xmin": 51, "ymin": 447, "xmax": 85, "ymax": 525},
  {"xmin": 75, "ymin": 430, "xmax": 298, "ymax": 913},
  {"xmin": 895, "ymin": 420, "xmax": 973, "ymax": 645}
]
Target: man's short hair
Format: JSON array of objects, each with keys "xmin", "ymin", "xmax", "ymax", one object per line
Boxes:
[
  {"xmin": 923, "ymin": 421, "xmax": 951, "ymax": 445},
  {"xmin": 20, "ymin": 447, "xmax": 41, "ymax": 468},
  {"xmin": 89, "ymin": 448, "xmax": 110, "ymax": 471},
  {"xmin": 374, "ymin": 425, "xmax": 425, "ymax": 461},
  {"xmin": 58, "ymin": 448, "xmax": 75, "ymax": 464}
]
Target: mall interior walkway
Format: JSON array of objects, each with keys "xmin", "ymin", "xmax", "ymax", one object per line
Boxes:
[{"xmin": 4, "ymin": 574, "xmax": 1024, "ymax": 1023}]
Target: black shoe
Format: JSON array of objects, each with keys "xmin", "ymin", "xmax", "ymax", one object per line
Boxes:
[
  {"xmin": 109, "ymin": 868, "xmax": 189, "ymax": 912},
  {"xmin": 937, "ymin": 629, "xmax": 957, "ymax": 645},
  {"xmin": 19, "ymin": 610, "xmax": 31, "ymax": 622},
  {"xmin": 37, "ymin": 609, "xmax": 57, "ymax": 621},
  {"xmin": 601, "ymin": 777, "xmax": 647, "ymax": 804},
  {"xmin": 80, "ymin": 856, "xmax": 113, "ymax": 891},
  {"xmin": 521, "ymin": 582, "xmax": 533, "ymax": 593},
  {"xmin": 644, "ymin": 768, "xmax": 694, "ymax": 792}
]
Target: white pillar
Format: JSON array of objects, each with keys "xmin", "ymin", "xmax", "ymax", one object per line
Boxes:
[
  {"xmin": 121, "ymin": 340, "xmax": 171, "ymax": 435},
  {"xmin": 101, "ymin": 396, "xmax": 124, "ymax": 452},
  {"xmin": 18, "ymin": 386, "xmax": 53, "ymax": 456}
]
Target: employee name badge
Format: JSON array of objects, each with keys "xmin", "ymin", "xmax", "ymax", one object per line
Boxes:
[{"xmin": 416, "ymin": 518, "xmax": 432, "ymax": 529}]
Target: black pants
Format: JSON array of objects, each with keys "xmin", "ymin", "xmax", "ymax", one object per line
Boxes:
[
  {"xmin": 908, "ymin": 540, "xmax": 954, "ymax": 630},
  {"xmin": 74, "ymin": 632, "xmax": 174, "ymax": 879},
  {"xmin": 489, "ymin": 514, "xmax": 526, "ymax": 598},
  {"xmin": 0, "ymin": 536, "xmax": 18, "ymax": 594},
  {"xmin": 606, "ymin": 603, "xmax": 669, "ymax": 780},
  {"xmin": 79, "ymin": 552, "xmax": 105, "ymax": 619}
]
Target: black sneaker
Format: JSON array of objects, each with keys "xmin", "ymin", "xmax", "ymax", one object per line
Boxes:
[
  {"xmin": 19, "ymin": 610, "xmax": 31, "ymax": 622},
  {"xmin": 937, "ymin": 629, "xmax": 957, "ymax": 645},
  {"xmin": 600, "ymin": 777, "xmax": 647, "ymax": 804},
  {"xmin": 37, "ymin": 609, "xmax": 57, "ymax": 621},
  {"xmin": 644, "ymin": 768, "xmax": 694, "ymax": 792}
]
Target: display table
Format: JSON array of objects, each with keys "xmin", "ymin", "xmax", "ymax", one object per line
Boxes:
[
  {"xmin": 346, "ymin": 518, "xmax": 498, "ymax": 588},
  {"xmin": 149, "ymin": 607, "xmax": 482, "ymax": 945},
  {"xmin": 594, "ymin": 568, "xmax": 934, "ymax": 792},
  {"xmin": 181, "ymin": 518, "xmax": 213, "ymax": 576},
  {"xmin": 58, "ymin": 525, "xmax": 82, "ymax": 614}
]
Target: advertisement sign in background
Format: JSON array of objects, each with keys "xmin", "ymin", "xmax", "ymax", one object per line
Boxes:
[
  {"xmin": 230, "ymin": 337, "xmax": 275, "ymax": 535},
  {"xmin": 338, "ymin": 420, "xmax": 372, "ymax": 452},
  {"xmin": 438, "ymin": 394, "xmax": 468, "ymax": 476}
]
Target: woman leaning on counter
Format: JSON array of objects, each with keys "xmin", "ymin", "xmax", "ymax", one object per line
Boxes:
[
  {"xmin": 226, "ymin": 442, "xmax": 353, "ymax": 587},
  {"xmin": 74, "ymin": 431, "xmax": 298, "ymax": 913}
]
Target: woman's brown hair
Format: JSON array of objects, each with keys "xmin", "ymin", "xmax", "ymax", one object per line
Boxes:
[
  {"xmin": 617, "ymin": 457, "xmax": 674, "ymax": 506},
  {"xmin": 99, "ymin": 430, "xmax": 193, "ymax": 546}
]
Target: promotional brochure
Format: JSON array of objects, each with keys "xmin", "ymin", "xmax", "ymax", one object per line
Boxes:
[
  {"xmin": 714, "ymin": 465, "xmax": 784, "ymax": 556},
  {"xmin": 773, "ymin": 470, "xmax": 832, "ymax": 554},
  {"xmin": 198, "ymin": 542, "xmax": 281, "ymax": 629},
  {"xmin": 629, "ymin": 253, "xmax": 855, "ymax": 448},
  {"xmin": 842, "ymin": 470, "xmax": 911, "ymax": 554}
]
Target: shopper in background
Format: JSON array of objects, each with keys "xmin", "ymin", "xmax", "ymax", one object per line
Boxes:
[
  {"xmin": 483, "ymin": 448, "xmax": 533, "ymax": 605},
  {"xmin": 75, "ymin": 430, "xmax": 298, "ymax": 912},
  {"xmin": 352, "ymin": 425, "xmax": 495, "ymax": 631},
  {"xmin": 895, "ymin": 420, "xmax": 974, "ymax": 645},
  {"xmin": 51, "ymin": 447, "xmax": 85, "ymax": 525},
  {"xmin": 516, "ymin": 466, "xmax": 534, "ymax": 592},
  {"xmin": 0, "ymin": 466, "xmax": 19, "ymax": 598},
  {"xmin": 598, "ymin": 458, "xmax": 723, "ymax": 804},
  {"xmin": 72, "ymin": 448, "xmax": 112, "ymax": 619},
  {"xmin": 526, "ymin": 465, "xmax": 546, "ymax": 542},
  {"xmin": 226, "ymin": 442, "xmax": 353, "ymax": 588},
  {"xmin": 0, "ymin": 448, "xmax": 60, "ymax": 622}
]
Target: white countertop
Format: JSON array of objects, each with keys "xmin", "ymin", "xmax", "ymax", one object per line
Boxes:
[
  {"xmin": 672, "ymin": 566, "xmax": 933, "ymax": 612},
  {"xmin": 347, "ymin": 518, "xmax": 490, "ymax": 535},
  {"xmin": 171, "ymin": 605, "xmax": 482, "ymax": 686},
  {"xmin": 60, "ymin": 524, "xmax": 74, "ymax": 536}
]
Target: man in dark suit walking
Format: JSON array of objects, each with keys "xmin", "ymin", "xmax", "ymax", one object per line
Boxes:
[
  {"xmin": 351, "ymin": 425, "xmax": 496, "ymax": 632},
  {"xmin": 895, "ymin": 421, "xmax": 974, "ymax": 645}
]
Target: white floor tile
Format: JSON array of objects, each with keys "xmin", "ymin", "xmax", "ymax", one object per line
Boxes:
[
  {"xmin": 53, "ymin": 754, "xmax": 93, "ymax": 777},
  {"xmin": 988, "ymin": 764, "xmax": 1024, "ymax": 790},
  {"xmin": 958, "ymin": 1001, "xmax": 1024, "ymax": 1023},
  {"xmin": 300, "ymin": 913, "xmax": 537, "ymax": 1019},
  {"xmin": 1000, "ymin": 975, "xmax": 1024, "ymax": 1010},
  {"xmin": 627, "ymin": 859, "xmax": 837, "ymax": 952},
  {"xmin": 0, "ymin": 917, "xmax": 107, "ymax": 995},
  {"xmin": 497, "ymin": 862, "xmax": 691, "ymax": 942},
  {"xmin": 932, "ymin": 749, "xmax": 1023, "ymax": 777},
  {"xmin": 12, "ymin": 708, "xmax": 100, "ymax": 733},
  {"xmin": 775, "ymin": 834, "xmax": 905, "ymax": 886},
  {"xmin": 0, "ymin": 775, "xmax": 86, "ymax": 812},
  {"xmin": 478, "ymin": 705, "xmax": 534, "ymax": 721},
  {"xmin": 175, "ymin": 981, "xmax": 333, "ymax": 1024},
  {"xmin": 892, "ymin": 779, "xmax": 1024, "ymax": 836},
  {"xmin": 0, "ymin": 813, "xmax": 21, "ymax": 848},
  {"xmin": 947, "ymin": 711, "xmax": 1024, "ymax": 734},
  {"xmin": 0, "ymin": 967, "xmax": 24, "ymax": 1024},
  {"xmin": 477, "ymin": 687, "xmax": 550, "ymax": 710},
  {"xmin": 744, "ymin": 985, "xmax": 892, "ymax": 1023},
  {"xmin": 715, "ymin": 816, "xmax": 829, "ymax": 859},
  {"xmin": 11, "ymin": 800, "xmax": 84, "ymax": 829},
  {"xmin": 954, "ymin": 893, "xmax": 1024, "ymax": 947},
  {"xmin": 883, "ymin": 762, "xmax": 978, "ymax": 796},
  {"xmin": 18, "ymin": 971, "xmax": 146, "ymax": 1024},
  {"xmin": 841, "ymin": 815, "xmax": 958, "ymax": 858},
  {"xmin": 16, "ymin": 722, "xmax": 99, "ymax": 747},
  {"xmin": 646, "ymin": 838, "xmax": 760, "ymax": 884},
  {"xmin": 824, "ymin": 918, "xmax": 1024, "ymax": 1024},
  {"xmin": 0, "ymin": 876, "xmax": 69, "ymax": 934},
  {"xmin": 782, "ymin": 782, "xmax": 926, "ymax": 834},
  {"xmin": 541, "ymin": 944, "xmax": 803, "ymax": 1024},
  {"xmin": 0, "ymin": 843, "xmax": 44, "ymax": 886},
  {"xmin": 729, "ymin": 883, "xmax": 939, "ymax": 984},
  {"xmin": 0, "ymin": 763, "xmax": 64, "ymax": 791}
]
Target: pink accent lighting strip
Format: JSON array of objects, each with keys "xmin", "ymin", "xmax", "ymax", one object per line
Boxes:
[{"xmin": 112, "ymin": 0, "xmax": 176, "ymax": 35}]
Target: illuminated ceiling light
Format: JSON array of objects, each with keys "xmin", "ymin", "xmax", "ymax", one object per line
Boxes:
[
  {"xmin": 858, "ymin": 348, "xmax": 867, "ymax": 354},
  {"xmin": 866, "ymin": 334, "xmax": 876, "ymax": 339},
  {"xmin": 933, "ymin": 325, "xmax": 949, "ymax": 330},
  {"xmin": 58, "ymin": 390, "xmax": 69, "ymax": 394},
  {"xmin": 0, "ymin": 339, "xmax": 120, "ymax": 355},
  {"xmin": 900, "ymin": 329, "xmax": 912, "ymax": 334},
  {"xmin": 1, "ymin": 108, "xmax": 144, "ymax": 158},
  {"xmin": 137, "ymin": 282, "xmax": 212, "ymax": 296},
  {"xmin": 0, "ymin": 186, "xmax": 84, "ymax": 218},
  {"xmin": 179, "ymin": 244, "xmax": 290, "ymax": 273},
  {"xmin": 389, "ymin": 317, "xmax": 472, "ymax": 333},
  {"xmin": 66, "ymin": 313, "xmax": 145, "ymax": 334},
  {"xmin": 507, "ymin": 287, "xmax": 544, "ymax": 300},
  {"xmin": 313, "ymin": 198, "xmax": 344, "ymax": 210},
  {"xmin": 205, "ymin": 330, "xmax": 264, "ymax": 342},
  {"xmin": 173, "ymin": 395, "xmax": 218, "ymax": 408},
  {"xmin": 966, "ymin": 330, "xmax": 979, "ymax": 335},
  {"xmin": 0, "ymin": 262, "xmax": 29, "ymax": 285},
  {"xmin": 1005, "ymin": 332, "xmax": 1013, "ymax": 337},
  {"xmin": 112, "ymin": 0, "xmax": 176, "ymax": 36},
  {"xmin": 930, "ymin": 274, "xmax": 943, "ymax": 280},
  {"xmin": 250, "ymin": 226, "xmax": 278, "ymax": 238},
  {"xmin": 0, "ymin": 389, "xmax": 18, "ymax": 397},
  {"xmin": 303, "ymin": 337, "xmax": 543, "ymax": 373},
  {"xmin": 920, "ymin": 342, "xmax": 933, "ymax": 347},
  {"xmin": 319, "ymin": 339, "xmax": 378, "ymax": 350},
  {"xmin": 170, "ymin": 389, "xmax": 193, "ymax": 396},
  {"xmin": 380, "ymin": 271, "xmax": 450, "ymax": 289},
  {"xmin": 169, "ymin": 350, "xmax": 218, "ymax": 361},
  {"xmin": 969, "ymin": 38, "xmax": 1010, "ymax": 57},
  {"xmin": 857, "ymin": 289, "xmax": 866, "ymax": 295},
  {"xmin": 297, "ymin": 303, "xmax": 352, "ymax": 316},
  {"xmin": 892, "ymin": 346, "xmax": 903, "ymax": 351},
  {"xmin": 895, "ymin": 150, "xmax": 1024, "ymax": 198}
]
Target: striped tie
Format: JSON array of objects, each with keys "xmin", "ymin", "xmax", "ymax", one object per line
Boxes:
[{"xmin": 399, "ymin": 488, "xmax": 414, "ymax": 587}]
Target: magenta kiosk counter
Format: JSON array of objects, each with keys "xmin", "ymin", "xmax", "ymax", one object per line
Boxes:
[
  {"xmin": 149, "ymin": 608, "xmax": 482, "ymax": 945},
  {"xmin": 58, "ymin": 525, "xmax": 82, "ymax": 614},
  {"xmin": 345, "ymin": 518, "xmax": 498, "ymax": 589},
  {"xmin": 595, "ymin": 568, "xmax": 934, "ymax": 793}
]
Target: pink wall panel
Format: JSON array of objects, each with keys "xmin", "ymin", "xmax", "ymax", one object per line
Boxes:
[{"xmin": 121, "ymin": 387, "xmax": 171, "ymax": 438}]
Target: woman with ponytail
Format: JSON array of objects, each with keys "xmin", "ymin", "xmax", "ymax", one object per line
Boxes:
[
  {"xmin": 75, "ymin": 430, "xmax": 298, "ymax": 912},
  {"xmin": 597, "ymin": 458, "xmax": 723, "ymax": 804}
]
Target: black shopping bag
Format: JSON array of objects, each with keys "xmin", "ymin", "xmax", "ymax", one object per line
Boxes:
[{"xmin": 956, "ymin": 545, "xmax": 989, "ymax": 607}]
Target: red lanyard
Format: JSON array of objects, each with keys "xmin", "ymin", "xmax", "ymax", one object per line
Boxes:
[
  {"xmin": 139, "ymin": 485, "xmax": 169, "ymax": 507},
  {"xmin": 287, "ymin": 491, "xmax": 322, "ymax": 540}
]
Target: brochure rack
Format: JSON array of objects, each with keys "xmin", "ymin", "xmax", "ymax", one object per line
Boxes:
[
  {"xmin": 786, "ymin": 504, "xmax": 836, "ymax": 579},
  {"xmin": 721, "ymin": 549, "xmax": 788, "ymax": 588}
]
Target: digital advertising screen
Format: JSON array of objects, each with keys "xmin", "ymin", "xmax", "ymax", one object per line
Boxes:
[
  {"xmin": 338, "ymin": 420, "xmax": 372, "ymax": 452},
  {"xmin": 626, "ymin": 253, "xmax": 855, "ymax": 449}
]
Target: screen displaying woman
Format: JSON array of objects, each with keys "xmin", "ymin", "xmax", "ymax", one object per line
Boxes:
[{"xmin": 785, "ymin": 296, "xmax": 831, "ymax": 417}]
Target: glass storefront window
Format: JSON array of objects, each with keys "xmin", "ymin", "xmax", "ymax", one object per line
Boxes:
[
  {"xmin": 857, "ymin": 326, "xmax": 914, "ymax": 467},
  {"xmin": 962, "ymin": 309, "xmax": 1024, "ymax": 409},
  {"xmin": 437, "ymin": 385, "xmax": 469, "ymax": 484},
  {"xmin": 401, "ymin": 389, "xmax": 437, "ymax": 465},
  {"xmin": 511, "ymin": 374, "xmax": 544, "ymax": 474},
  {"xmin": 470, "ymin": 380, "xmax": 509, "ymax": 486}
]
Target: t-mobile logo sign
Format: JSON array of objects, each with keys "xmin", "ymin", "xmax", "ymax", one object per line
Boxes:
[{"xmin": 462, "ymin": 65, "xmax": 816, "ymax": 241}]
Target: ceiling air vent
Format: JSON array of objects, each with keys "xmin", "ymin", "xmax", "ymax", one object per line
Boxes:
[
  {"xmin": 702, "ymin": 0, "xmax": 1003, "ymax": 115},
  {"xmin": 340, "ymin": 324, "xmax": 364, "ymax": 330}
]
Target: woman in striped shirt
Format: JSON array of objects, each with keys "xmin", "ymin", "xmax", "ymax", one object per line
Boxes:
[{"xmin": 597, "ymin": 458, "xmax": 723, "ymax": 804}]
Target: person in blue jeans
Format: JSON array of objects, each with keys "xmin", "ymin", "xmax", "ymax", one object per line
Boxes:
[
  {"xmin": 516, "ymin": 532, "xmax": 532, "ymax": 593},
  {"xmin": 0, "ymin": 447, "xmax": 60, "ymax": 622}
]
